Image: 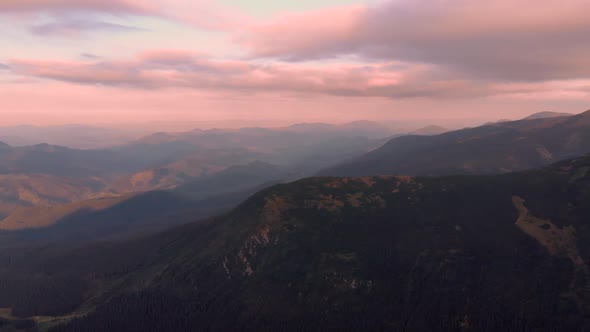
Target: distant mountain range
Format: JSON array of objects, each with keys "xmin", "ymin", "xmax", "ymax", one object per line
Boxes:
[
  {"xmin": 282, "ymin": 120, "xmax": 394, "ymax": 139},
  {"xmin": 321, "ymin": 110, "xmax": 590, "ymax": 176},
  {"xmin": 2, "ymin": 153, "xmax": 590, "ymax": 331},
  {"xmin": 0, "ymin": 123, "xmax": 388, "ymax": 199},
  {"xmin": 1, "ymin": 111, "xmax": 590, "ymax": 331},
  {"xmin": 0, "ymin": 125, "xmax": 140, "ymax": 149},
  {"xmin": 1, "ymin": 112, "xmax": 588, "ymax": 246},
  {"xmin": 0, "ymin": 124, "xmax": 391, "ymax": 244},
  {"xmin": 0, "ymin": 161, "xmax": 297, "ymax": 247}
]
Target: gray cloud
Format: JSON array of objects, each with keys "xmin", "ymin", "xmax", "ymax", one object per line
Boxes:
[
  {"xmin": 80, "ymin": 53, "xmax": 101, "ymax": 60},
  {"xmin": 8, "ymin": 51, "xmax": 590, "ymax": 101},
  {"xmin": 0, "ymin": 0, "xmax": 149, "ymax": 14},
  {"xmin": 241, "ymin": 0, "xmax": 590, "ymax": 82},
  {"xmin": 0, "ymin": 63, "xmax": 10, "ymax": 70},
  {"xmin": 7, "ymin": 53, "xmax": 497, "ymax": 99},
  {"xmin": 0, "ymin": 0, "xmax": 244, "ymax": 32},
  {"xmin": 30, "ymin": 19, "xmax": 144, "ymax": 37}
]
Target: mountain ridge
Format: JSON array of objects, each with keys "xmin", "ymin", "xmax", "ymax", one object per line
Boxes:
[
  {"xmin": 1, "ymin": 154, "xmax": 590, "ymax": 331},
  {"xmin": 320, "ymin": 110, "xmax": 590, "ymax": 177},
  {"xmin": 522, "ymin": 111, "xmax": 573, "ymax": 120}
]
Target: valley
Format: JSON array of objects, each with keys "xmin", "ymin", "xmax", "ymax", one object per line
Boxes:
[
  {"xmin": 0, "ymin": 144, "xmax": 589, "ymax": 330},
  {"xmin": 3, "ymin": 2, "xmax": 590, "ymax": 330},
  {"xmin": 0, "ymin": 122, "xmax": 394, "ymax": 241}
]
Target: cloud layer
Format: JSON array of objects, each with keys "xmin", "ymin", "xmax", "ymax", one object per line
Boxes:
[
  {"xmin": 9, "ymin": 49, "xmax": 590, "ymax": 101},
  {"xmin": 10, "ymin": 52, "xmax": 452, "ymax": 98},
  {"xmin": 6, "ymin": 0, "xmax": 590, "ymax": 83},
  {"xmin": 1, "ymin": 0, "xmax": 589, "ymax": 125},
  {"xmin": 240, "ymin": 0, "xmax": 590, "ymax": 81},
  {"xmin": 0, "ymin": 0, "xmax": 151, "ymax": 14},
  {"xmin": 0, "ymin": 0, "xmax": 248, "ymax": 32},
  {"xmin": 30, "ymin": 19, "xmax": 143, "ymax": 37}
]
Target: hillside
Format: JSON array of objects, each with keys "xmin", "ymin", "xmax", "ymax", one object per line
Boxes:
[
  {"xmin": 409, "ymin": 125, "xmax": 449, "ymax": 135},
  {"xmin": 0, "ymin": 143, "xmax": 138, "ymax": 177},
  {"xmin": 0, "ymin": 195, "xmax": 131, "ymax": 231},
  {"xmin": 0, "ymin": 174, "xmax": 108, "ymax": 219},
  {"xmin": 0, "ymin": 142, "xmax": 144, "ymax": 217},
  {"xmin": 0, "ymin": 124, "xmax": 385, "ymax": 222},
  {"xmin": 321, "ymin": 110, "xmax": 590, "ymax": 176},
  {"xmin": 106, "ymin": 148, "xmax": 265, "ymax": 194},
  {"xmin": 0, "ymin": 160, "xmax": 298, "ymax": 244},
  {"xmin": 0, "ymin": 125, "xmax": 139, "ymax": 149},
  {"xmin": 523, "ymin": 111, "xmax": 573, "ymax": 120},
  {"xmin": 0, "ymin": 181, "xmax": 280, "ymax": 248},
  {"xmin": 174, "ymin": 161, "xmax": 303, "ymax": 199},
  {"xmin": 1, "ymin": 155, "xmax": 589, "ymax": 331}
]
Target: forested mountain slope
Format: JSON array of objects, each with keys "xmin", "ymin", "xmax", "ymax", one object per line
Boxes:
[
  {"xmin": 321, "ymin": 110, "xmax": 590, "ymax": 176},
  {"xmin": 1, "ymin": 155, "xmax": 589, "ymax": 331}
]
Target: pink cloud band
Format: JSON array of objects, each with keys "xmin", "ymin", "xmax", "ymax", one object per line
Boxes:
[{"xmin": 238, "ymin": 0, "xmax": 590, "ymax": 81}]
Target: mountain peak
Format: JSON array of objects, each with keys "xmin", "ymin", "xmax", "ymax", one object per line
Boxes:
[
  {"xmin": 523, "ymin": 111, "xmax": 573, "ymax": 120},
  {"xmin": 320, "ymin": 111, "xmax": 590, "ymax": 177},
  {"xmin": 409, "ymin": 125, "xmax": 449, "ymax": 136}
]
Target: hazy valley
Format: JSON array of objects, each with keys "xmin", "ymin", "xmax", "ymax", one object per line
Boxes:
[
  {"xmin": 2, "ymin": 1, "xmax": 590, "ymax": 329},
  {"xmin": 0, "ymin": 111, "xmax": 590, "ymax": 331}
]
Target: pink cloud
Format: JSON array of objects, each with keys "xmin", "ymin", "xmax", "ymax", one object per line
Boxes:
[
  {"xmin": 0, "ymin": 0, "xmax": 251, "ymax": 37},
  {"xmin": 9, "ymin": 49, "xmax": 590, "ymax": 101},
  {"xmin": 8, "ymin": 52, "xmax": 460, "ymax": 98},
  {"xmin": 0, "ymin": 0, "xmax": 151, "ymax": 14},
  {"xmin": 2, "ymin": 79, "xmax": 585, "ymax": 129},
  {"xmin": 157, "ymin": 0, "xmax": 250, "ymax": 30},
  {"xmin": 237, "ymin": 5, "xmax": 364, "ymax": 60},
  {"xmin": 0, "ymin": 0, "xmax": 249, "ymax": 32},
  {"xmin": 492, "ymin": 80, "xmax": 590, "ymax": 100},
  {"xmin": 30, "ymin": 19, "xmax": 143, "ymax": 37},
  {"xmin": 238, "ymin": 0, "xmax": 590, "ymax": 81}
]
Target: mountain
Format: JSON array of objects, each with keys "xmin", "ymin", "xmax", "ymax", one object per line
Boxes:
[
  {"xmin": 0, "ymin": 142, "xmax": 178, "ymax": 218},
  {"xmin": 0, "ymin": 143, "xmax": 137, "ymax": 177},
  {"xmin": 174, "ymin": 161, "xmax": 303, "ymax": 200},
  {"xmin": 482, "ymin": 119, "xmax": 511, "ymax": 126},
  {"xmin": 284, "ymin": 121, "xmax": 393, "ymax": 139},
  {"xmin": 1, "ymin": 155, "xmax": 590, "ymax": 331},
  {"xmin": 523, "ymin": 111, "xmax": 573, "ymax": 120},
  {"xmin": 0, "ymin": 123, "xmax": 386, "ymax": 240},
  {"xmin": 106, "ymin": 147, "xmax": 265, "ymax": 194},
  {"xmin": 321, "ymin": 110, "xmax": 590, "ymax": 176},
  {"xmin": 0, "ymin": 125, "xmax": 139, "ymax": 149},
  {"xmin": 0, "ymin": 195, "xmax": 131, "ymax": 231},
  {"xmin": 0, "ymin": 174, "xmax": 108, "ymax": 219},
  {"xmin": 409, "ymin": 125, "xmax": 449, "ymax": 135},
  {"xmin": 119, "ymin": 126, "xmax": 387, "ymax": 179},
  {"xmin": 0, "ymin": 162, "xmax": 294, "ymax": 247},
  {"xmin": 0, "ymin": 187, "xmax": 260, "ymax": 249}
]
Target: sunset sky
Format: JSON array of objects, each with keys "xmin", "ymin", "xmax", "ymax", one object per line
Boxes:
[{"xmin": 1, "ymin": 0, "xmax": 589, "ymax": 128}]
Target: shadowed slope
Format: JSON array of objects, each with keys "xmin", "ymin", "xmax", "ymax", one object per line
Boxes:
[
  {"xmin": 321, "ymin": 110, "xmax": 590, "ymax": 176},
  {"xmin": 1, "ymin": 155, "xmax": 589, "ymax": 331}
]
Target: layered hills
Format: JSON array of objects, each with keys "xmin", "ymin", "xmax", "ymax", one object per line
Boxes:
[
  {"xmin": 0, "ymin": 161, "xmax": 292, "ymax": 247},
  {"xmin": 321, "ymin": 110, "xmax": 590, "ymax": 176},
  {"xmin": 1, "ymin": 154, "xmax": 589, "ymax": 331},
  {"xmin": 0, "ymin": 124, "xmax": 389, "ymax": 235}
]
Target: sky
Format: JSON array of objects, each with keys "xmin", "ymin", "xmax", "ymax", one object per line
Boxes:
[{"xmin": 0, "ymin": 0, "xmax": 589, "ymax": 128}]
